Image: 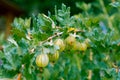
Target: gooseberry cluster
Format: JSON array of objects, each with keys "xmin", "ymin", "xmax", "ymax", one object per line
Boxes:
[{"xmin": 35, "ymin": 31, "xmax": 91, "ymax": 68}]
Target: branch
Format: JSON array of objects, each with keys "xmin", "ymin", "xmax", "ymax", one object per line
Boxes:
[
  {"xmin": 29, "ymin": 28, "xmax": 84, "ymax": 53},
  {"xmin": 39, "ymin": 32, "xmax": 63, "ymax": 45},
  {"xmin": 75, "ymin": 29, "xmax": 85, "ymax": 33},
  {"xmin": 38, "ymin": 28, "xmax": 84, "ymax": 45}
]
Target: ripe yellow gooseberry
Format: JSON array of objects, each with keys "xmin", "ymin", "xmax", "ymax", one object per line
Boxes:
[
  {"xmin": 84, "ymin": 38, "xmax": 91, "ymax": 47},
  {"xmin": 72, "ymin": 41, "xmax": 81, "ymax": 50},
  {"xmin": 49, "ymin": 51, "xmax": 59, "ymax": 62},
  {"xmin": 79, "ymin": 42, "xmax": 87, "ymax": 51},
  {"xmin": 65, "ymin": 34, "xmax": 76, "ymax": 46},
  {"xmin": 36, "ymin": 54, "xmax": 49, "ymax": 67},
  {"xmin": 54, "ymin": 39, "xmax": 65, "ymax": 52}
]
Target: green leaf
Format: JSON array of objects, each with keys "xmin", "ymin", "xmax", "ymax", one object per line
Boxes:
[
  {"xmin": 7, "ymin": 37, "xmax": 18, "ymax": 47},
  {"xmin": 11, "ymin": 28, "xmax": 26, "ymax": 41},
  {"xmin": 110, "ymin": 2, "xmax": 120, "ymax": 8},
  {"xmin": 0, "ymin": 51, "xmax": 4, "ymax": 58},
  {"xmin": 55, "ymin": 4, "xmax": 74, "ymax": 27},
  {"xmin": 24, "ymin": 18, "xmax": 31, "ymax": 28}
]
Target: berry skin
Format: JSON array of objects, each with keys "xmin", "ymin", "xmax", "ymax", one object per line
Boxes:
[
  {"xmin": 65, "ymin": 35, "xmax": 76, "ymax": 46},
  {"xmin": 36, "ymin": 54, "xmax": 49, "ymax": 67},
  {"xmin": 48, "ymin": 51, "xmax": 59, "ymax": 62},
  {"xmin": 79, "ymin": 42, "xmax": 87, "ymax": 51},
  {"xmin": 72, "ymin": 41, "xmax": 81, "ymax": 51},
  {"xmin": 84, "ymin": 38, "xmax": 91, "ymax": 47},
  {"xmin": 54, "ymin": 39, "xmax": 65, "ymax": 52}
]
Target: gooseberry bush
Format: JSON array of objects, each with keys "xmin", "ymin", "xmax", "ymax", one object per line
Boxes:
[{"xmin": 0, "ymin": 3, "xmax": 120, "ymax": 80}]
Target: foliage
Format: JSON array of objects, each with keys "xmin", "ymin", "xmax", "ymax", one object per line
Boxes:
[
  {"xmin": 11, "ymin": 0, "xmax": 81, "ymax": 16},
  {"xmin": 0, "ymin": 1, "xmax": 120, "ymax": 80}
]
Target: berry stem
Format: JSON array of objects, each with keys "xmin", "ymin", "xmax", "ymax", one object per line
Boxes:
[{"xmin": 17, "ymin": 73, "xmax": 22, "ymax": 80}]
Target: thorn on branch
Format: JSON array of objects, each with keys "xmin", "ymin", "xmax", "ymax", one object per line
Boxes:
[
  {"xmin": 22, "ymin": 64, "xmax": 25, "ymax": 69},
  {"xmin": 29, "ymin": 48, "xmax": 35, "ymax": 54}
]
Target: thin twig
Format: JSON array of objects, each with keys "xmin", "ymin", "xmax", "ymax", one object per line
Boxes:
[
  {"xmin": 75, "ymin": 30, "xmax": 85, "ymax": 33},
  {"xmin": 39, "ymin": 32, "xmax": 63, "ymax": 45},
  {"xmin": 38, "ymin": 29, "xmax": 84, "ymax": 45},
  {"xmin": 30, "ymin": 28, "xmax": 84, "ymax": 52}
]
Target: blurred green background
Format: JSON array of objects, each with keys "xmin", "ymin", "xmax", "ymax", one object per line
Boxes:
[
  {"xmin": 0, "ymin": 0, "xmax": 118, "ymax": 33},
  {"xmin": 10, "ymin": 0, "xmax": 115, "ymax": 16},
  {"xmin": 0, "ymin": 0, "xmax": 120, "ymax": 42}
]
